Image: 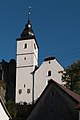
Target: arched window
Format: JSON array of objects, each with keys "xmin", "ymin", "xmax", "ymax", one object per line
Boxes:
[
  {"xmin": 24, "ymin": 84, "xmax": 26, "ymax": 88},
  {"xmin": 48, "ymin": 71, "xmax": 51, "ymax": 76},
  {"xmin": 24, "ymin": 43, "xmax": 27, "ymax": 49},
  {"xmin": 24, "ymin": 57, "xmax": 27, "ymax": 60}
]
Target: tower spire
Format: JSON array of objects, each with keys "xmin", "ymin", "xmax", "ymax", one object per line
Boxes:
[
  {"xmin": 28, "ymin": 0, "xmax": 31, "ymax": 21},
  {"xmin": 28, "ymin": 6, "xmax": 31, "ymax": 21},
  {"xmin": 20, "ymin": 3, "xmax": 35, "ymax": 39}
]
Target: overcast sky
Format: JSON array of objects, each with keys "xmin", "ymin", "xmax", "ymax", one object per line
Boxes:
[{"xmin": 0, "ymin": 0, "xmax": 80, "ymax": 67}]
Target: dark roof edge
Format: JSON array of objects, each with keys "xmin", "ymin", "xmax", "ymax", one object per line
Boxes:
[
  {"xmin": 50, "ymin": 80, "xmax": 80, "ymax": 103},
  {"xmin": 44, "ymin": 56, "xmax": 64, "ymax": 68},
  {"xmin": 44, "ymin": 56, "xmax": 56, "ymax": 61},
  {"xmin": 35, "ymin": 79, "xmax": 80, "ymax": 104}
]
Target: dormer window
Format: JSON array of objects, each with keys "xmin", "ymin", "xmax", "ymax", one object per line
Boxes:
[{"xmin": 24, "ymin": 43, "xmax": 27, "ymax": 49}]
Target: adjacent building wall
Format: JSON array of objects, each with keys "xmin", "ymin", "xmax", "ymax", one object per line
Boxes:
[
  {"xmin": 34, "ymin": 58, "xmax": 64, "ymax": 101},
  {"xmin": 0, "ymin": 102, "xmax": 9, "ymax": 120}
]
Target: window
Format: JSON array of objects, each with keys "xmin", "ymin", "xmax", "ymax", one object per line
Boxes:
[
  {"xmin": 50, "ymin": 91, "xmax": 55, "ymax": 105},
  {"xmin": 48, "ymin": 71, "xmax": 51, "ymax": 76},
  {"xmin": 24, "ymin": 43, "xmax": 27, "ymax": 49},
  {"xmin": 27, "ymin": 89, "xmax": 30, "ymax": 94},
  {"xmin": 49, "ymin": 61, "xmax": 51, "ymax": 64},
  {"xmin": 34, "ymin": 43, "xmax": 36, "ymax": 49},
  {"xmin": 51, "ymin": 91, "xmax": 54, "ymax": 97},
  {"xmin": 19, "ymin": 89, "xmax": 22, "ymax": 94},
  {"xmin": 24, "ymin": 57, "xmax": 27, "ymax": 60},
  {"xmin": 24, "ymin": 84, "xmax": 26, "ymax": 88}
]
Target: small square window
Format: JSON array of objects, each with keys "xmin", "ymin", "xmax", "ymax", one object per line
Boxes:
[
  {"xmin": 27, "ymin": 89, "xmax": 30, "ymax": 94},
  {"xmin": 19, "ymin": 89, "xmax": 22, "ymax": 94}
]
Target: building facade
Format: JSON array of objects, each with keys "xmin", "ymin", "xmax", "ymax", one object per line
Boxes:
[
  {"xmin": 34, "ymin": 57, "xmax": 64, "ymax": 101},
  {"xmin": 15, "ymin": 17, "xmax": 64, "ymax": 104}
]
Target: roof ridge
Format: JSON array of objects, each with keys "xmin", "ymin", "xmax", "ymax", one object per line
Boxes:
[{"xmin": 50, "ymin": 79, "xmax": 80, "ymax": 103}]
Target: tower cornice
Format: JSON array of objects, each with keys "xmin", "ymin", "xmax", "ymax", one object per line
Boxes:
[{"xmin": 16, "ymin": 37, "xmax": 39, "ymax": 49}]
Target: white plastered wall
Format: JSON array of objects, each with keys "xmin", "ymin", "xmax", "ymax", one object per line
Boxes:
[
  {"xmin": 0, "ymin": 102, "xmax": 9, "ymax": 120},
  {"xmin": 34, "ymin": 59, "xmax": 64, "ymax": 101},
  {"xmin": 16, "ymin": 38, "xmax": 38, "ymax": 103},
  {"xmin": 16, "ymin": 67, "xmax": 34, "ymax": 103}
]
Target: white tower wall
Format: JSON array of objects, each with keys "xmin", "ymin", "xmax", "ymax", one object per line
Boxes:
[{"xmin": 16, "ymin": 38, "xmax": 38, "ymax": 103}]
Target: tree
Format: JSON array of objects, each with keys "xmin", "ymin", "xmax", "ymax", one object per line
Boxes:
[
  {"xmin": 6, "ymin": 100, "xmax": 17, "ymax": 120},
  {"xmin": 6, "ymin": 100, "xmax": 34, "ymax": 120},
  {"xmin": 61, "ymin": 60, "xmax": 80, "ymax": 94}
]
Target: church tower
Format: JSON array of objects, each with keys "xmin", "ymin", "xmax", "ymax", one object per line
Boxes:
[{"xmin": 15, "ymin": 11, "xmax": 39, "ymax": 103}]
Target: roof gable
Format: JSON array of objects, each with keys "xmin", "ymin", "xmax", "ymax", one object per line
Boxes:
[{"xmin": 26, "ymin": 79, "xmax": 80, "ymax": 120}]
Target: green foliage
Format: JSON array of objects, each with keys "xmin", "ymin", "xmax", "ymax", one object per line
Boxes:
[
  {"xmin": 61, "ymin": 60, "xmax": 80, "ymax": 94},
  {"xmin": 6, "ymin": 100, "xmax": 34, "ymax": 120},
  {"xmin": 6, "ymin": 100, "xmax": 17, "ymax": 120},
  {"xmin": 16, "ymin": 103, "xmax": 34, "ymax": 120},
  {"xmin": 0, "ymin": 81, "xmax": 7, "ymax": 89}
]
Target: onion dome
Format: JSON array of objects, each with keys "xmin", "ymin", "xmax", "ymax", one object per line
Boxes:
[{"xmin": 20, "ymin": 19, "xmax": 35, "ymax": 39}]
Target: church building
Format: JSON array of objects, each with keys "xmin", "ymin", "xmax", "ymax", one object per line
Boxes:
[{"xmin": 15, "ymin": 11, "xmax": 64, "ymax": 104}]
